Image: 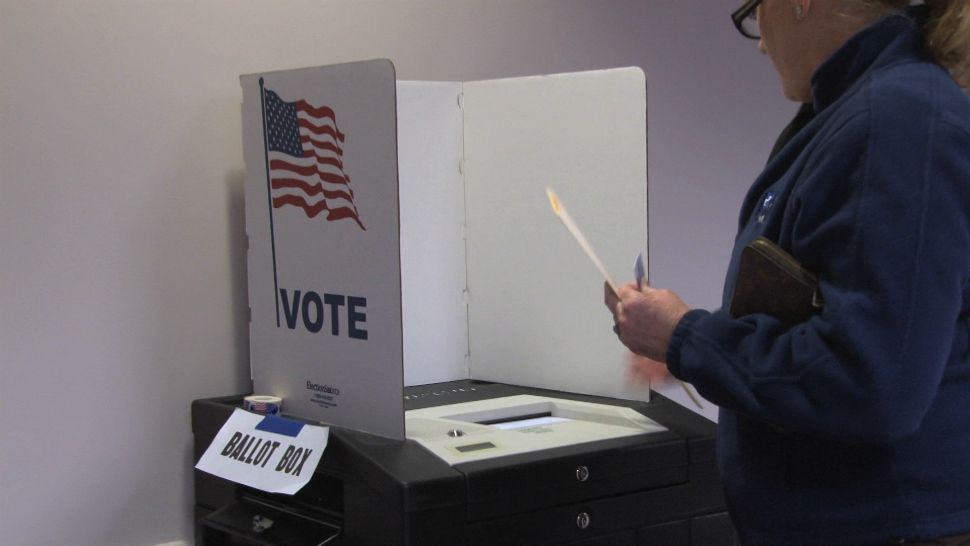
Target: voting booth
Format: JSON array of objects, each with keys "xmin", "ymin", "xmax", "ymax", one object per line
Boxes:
[{"xmin": 193, "ymin": 60, "xmax": 732, "ymax": 545}]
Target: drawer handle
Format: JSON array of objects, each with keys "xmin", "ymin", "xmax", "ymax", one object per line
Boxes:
[{"xmin": 252, "ymin": 514, "xmax": 275, "ymax": 533}]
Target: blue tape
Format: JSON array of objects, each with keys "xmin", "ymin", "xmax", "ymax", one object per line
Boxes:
[{"xmin": 255, "ymin": 415, "xmax": 305, "ymax": 437}]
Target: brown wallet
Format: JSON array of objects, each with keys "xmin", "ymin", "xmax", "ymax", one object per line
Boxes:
[{"xmin": 729, "ymin": 237, "xmax": 824, "ymax": 325}]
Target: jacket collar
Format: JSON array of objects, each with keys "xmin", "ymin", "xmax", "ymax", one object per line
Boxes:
[{"xmin": 810, "ymin": 11, "xmax": 923, "ymax": 112}]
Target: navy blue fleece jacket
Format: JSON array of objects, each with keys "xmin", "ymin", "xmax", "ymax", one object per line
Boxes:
[{"xmin": 666, "ymin": 12, "xmax": 970, "ymax": 545}]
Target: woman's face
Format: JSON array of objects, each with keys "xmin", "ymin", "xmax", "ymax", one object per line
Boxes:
[{"xmin": 758, "ymin": 0, "xmax": 816, "ymax": 102}]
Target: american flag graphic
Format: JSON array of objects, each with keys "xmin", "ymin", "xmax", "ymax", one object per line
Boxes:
[{"xmin": 263, "ymin": 88, "xmax": 365, "ymax": 230}]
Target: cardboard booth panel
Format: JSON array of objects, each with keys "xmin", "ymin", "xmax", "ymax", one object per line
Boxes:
[
  {"xmin": 462, "ymin": 68, "xmax": 648, "ymax": 400},
  {"xmin": 242, "ymin": 60, "xmax": 405, "ymax": 440},
  {"xmin": 242, "ymin": 60, "xmax": 648, "ymax": 440},
  {"xmin": 396, "ymin": 81, "xmax": 469, "ymax": 387},
  {"xmin": 394, "ymin": 68, "xmax": 649, "ymax": 400}
]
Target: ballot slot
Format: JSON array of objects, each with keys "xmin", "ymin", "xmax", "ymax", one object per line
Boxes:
[
  {"xmin": 476, "ymin": 411, "xmax": 552, "ymax": 426},
  {"xmin": 483, "ymin": 414, "xmax": 570, "ymax": 430},
  {"xmin": 405, "ymin": 395, "xmax": 666, "ymax": 466}
]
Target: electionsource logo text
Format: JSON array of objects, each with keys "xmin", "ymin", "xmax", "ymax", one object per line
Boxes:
[{"xmin": 306, "ymin": 381, "xmax": 341, "ymax": 396}]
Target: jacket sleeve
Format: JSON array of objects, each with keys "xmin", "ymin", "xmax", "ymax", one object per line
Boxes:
[{"xmin": 667, "ymin": 82, "xmax": 970, "ymax": 443}]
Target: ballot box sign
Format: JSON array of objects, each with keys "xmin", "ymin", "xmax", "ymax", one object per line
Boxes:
[
  {"xmin": 242, "ymin": 60, "xmax": 405, "ymax": 440},
  {"xmin": 196, "ymin": 408, "xmax": 329, "ymax": 495}
]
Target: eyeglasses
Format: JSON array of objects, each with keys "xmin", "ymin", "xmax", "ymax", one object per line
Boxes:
[{"xmin": 732, "ymin": 0, "xmax": 762, "ymax": 40}]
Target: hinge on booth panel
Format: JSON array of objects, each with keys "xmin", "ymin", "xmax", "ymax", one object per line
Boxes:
[
  {"xmin": 458, "ymin": 91, "xmax": 466, "ymax": 176},
  {"xmin": 463, "ymin": 286, "xmax": 471, "ymax": 377}
]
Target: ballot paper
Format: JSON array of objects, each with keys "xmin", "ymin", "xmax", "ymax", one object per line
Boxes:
[{"xmin": 196, "ymin": 408, "xmax": 329, "ymax": 495}]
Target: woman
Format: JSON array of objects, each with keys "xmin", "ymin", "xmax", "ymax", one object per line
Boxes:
[{"xmin": 606, "ymin": 1, "xmax": 970, "ymax": 544}]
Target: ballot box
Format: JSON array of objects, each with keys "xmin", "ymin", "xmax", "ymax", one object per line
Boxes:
[
  {"xmin": 192, "ymin": 60, "xmax": 733, "ymax": 544},
  {"xmin": 193, "ymin": 381, "xmax": 732, "ymax": 545}
]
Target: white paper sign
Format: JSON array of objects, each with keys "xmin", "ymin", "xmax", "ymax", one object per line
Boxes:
[{"xmin": 195, "ymin": 408, "xmax": 329, "ymax": 495}]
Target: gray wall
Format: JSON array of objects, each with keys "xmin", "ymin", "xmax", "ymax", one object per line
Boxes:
[{"xmin": 0, "ymin": 1, "xmax": 794, "ymax": 544}]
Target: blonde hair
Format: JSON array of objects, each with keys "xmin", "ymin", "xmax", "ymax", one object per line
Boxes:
[
  {"xmin": 848, "ymin": 1, "xmax": 970, "ymax": 89},
  {"xmin": 925, "ymin": 1, "xmax": 970, "ymax": 89}
]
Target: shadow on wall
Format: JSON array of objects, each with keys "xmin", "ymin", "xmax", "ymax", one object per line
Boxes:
[{"xmin": 226, "ymin": 169, "xmax": 252, "ymax": 392}]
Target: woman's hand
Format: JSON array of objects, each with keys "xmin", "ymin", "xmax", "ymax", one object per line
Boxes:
[
  {"xmin": 605, "ymin": 281, "xmax": 690, "ymax": 363},
  {"xmin": 625, "ymin": 352, "xmax": 673, "ymax": 387}
]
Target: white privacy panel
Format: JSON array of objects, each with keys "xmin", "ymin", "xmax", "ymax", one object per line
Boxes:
[
  {"xmin": 397, "ymin": 81, "xmax": 470, "ymax": 386},
  {"xmin": 462, "ymin": 67, "xmax": 650, "ymax": 401}
]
